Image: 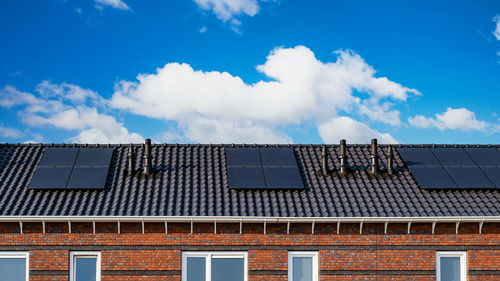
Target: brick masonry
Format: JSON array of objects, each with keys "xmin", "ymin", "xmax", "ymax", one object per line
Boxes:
[{"xmin": 1, "ymin": 222, "xmax": 499, "ymax": 280}]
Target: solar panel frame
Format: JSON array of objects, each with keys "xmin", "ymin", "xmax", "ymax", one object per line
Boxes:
[
  {"xmin": 397, "ymin": 148, "xmax": 441, "ymax": 167},
  {"xmin": 407, "ymin": 166, "xmax": 457, "ymax": 189},
  {"xmin": 431, "ymin": 148, "xmax": 475, "ymax": 167},
  {"xmin": 227, "ymin": 166, "xmax": 267, "ymax": 189},
  {"xmin": 28, "ymin": 167, "xmax": 73, "ymax": 189},
  {"xmin": 445, "ymin": 167, "xmax": 495, "ymax": 189},
  {"xmin": 464, "ymin": 148, "xmax": 500, "ymax": 167}
]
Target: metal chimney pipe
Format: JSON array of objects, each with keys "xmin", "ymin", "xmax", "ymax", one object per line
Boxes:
[
  {"xmin": 370, "ymin": 139, "xmax": 379, "ymax": 175},
  {"xmin": 387, "ymin": 146, "xmax": 394, "ymax": 175},
  {"xmin": 128, "ymin": 146, "xmax": 135, "ymax": 175},
  {"xmin": 143, "ymin": 139, "xmax": 153, "ymax": 176},
  {"xmin": 321, "ymin": 145, "xmax": 328, "ymax": 176},
  {"xmin": 339, "ymin": 139, "xmax": 347, "ymax": 175}
]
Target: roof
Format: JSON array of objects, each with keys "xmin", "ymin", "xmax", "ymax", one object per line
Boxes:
[{"xmin": 0, "ymin": 143, "xmax": 498, "ymax": 218}]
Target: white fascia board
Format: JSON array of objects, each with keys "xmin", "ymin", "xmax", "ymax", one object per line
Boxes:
[{"xmin": 0, "ymin": 216, "xmax": 499, "ymax": 223}]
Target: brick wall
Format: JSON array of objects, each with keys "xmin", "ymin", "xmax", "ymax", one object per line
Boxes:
[{"xmin": 1, "ymin": 222, "xmax": 499, "ymax": 280}]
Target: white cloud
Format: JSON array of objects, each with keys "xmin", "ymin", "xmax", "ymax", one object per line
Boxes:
[
  {"xmin": 194, "ymin": 0, "xmax": 259, "ymax": 22},
  {"xmin": 0, "ymin": 125, "xmax": 23, "ymax": 139},
  {"xmin": 111, "ymin": 45, "xmax": 415, "ymax": 143},
  {"xmin": 35, "ymin": 80, "xmax": 101, "ymax": 103},
  {"xmin": 95, "ymin": 0, "xmax": 130, "ymax": 10},
  {"xmin": 199, "ymin": 26, "xmax": 208, "ymax": 33},
  {"xmin": 318, "ymin": 116, "xmax": 398, "ymax": 144},
  {"xmin": 493, "ymin": 15, "xmax": 500, "ymax": 40},
  {"xmin": 408, "ymin": 107, "xmax": 493, "ymax": 132},
  {"xmin": 0, "ymin": 82, "xmax": 142, "ymax": 143}
]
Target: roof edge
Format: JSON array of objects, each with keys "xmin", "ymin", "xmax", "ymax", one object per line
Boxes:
[{"xmin": 1, "ymin": 216, "xmax": 499, "ymax": 223}]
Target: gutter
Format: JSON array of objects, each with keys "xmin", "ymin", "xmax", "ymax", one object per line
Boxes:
[{"xmin": 1, "ymin": 216, "xmax": 499, "ymax": 235}]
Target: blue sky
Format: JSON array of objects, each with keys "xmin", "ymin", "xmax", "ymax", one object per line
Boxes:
[{"xmin": 1, "ymin": 0, "xmax": 500, "ymax": 144}]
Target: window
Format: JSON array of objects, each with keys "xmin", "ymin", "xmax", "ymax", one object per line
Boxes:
[
  {"xmin": 70, "ymin": 252, "xmax": 101, "ymax": 281},
  {"xmin": 0, "ymin": 252, "xmax": 29, "ymax": 281},
  {"xmin": 436, "ymin": 251, "xmax": 467, "ymax": 281},
  {"xmin": 182, "ymin": 252, "xmax": 247, "ymax": 281},
  {"xmin": 288, "ymin": 252, "xmax": 318, "ymax": 281}
]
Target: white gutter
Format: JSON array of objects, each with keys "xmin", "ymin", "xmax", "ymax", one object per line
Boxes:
[
  {"xmin": 0, "ymin": 215, "xmax": 498, "ymax": 223},
  {"xmin": 2, "ymin": 216, "xmax": 499, "ymax": 234}
]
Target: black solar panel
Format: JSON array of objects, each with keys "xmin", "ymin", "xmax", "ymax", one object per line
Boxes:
[
  {"xmin": 28, "ymin": 147, "xmax": 114, "ymax": 190},
  {"xmin": 74, "ymin": 148, "xmax": 114, "ymax": 167},
  {"xmin": 481, "ymin": 167, "xmax": 500, "ymax": 188},
  {"xmin": 225, "ymin": 147, "xmax": 304, "ymax": 189},
  {"xmin": 225, "ymin": 148, "xmax": 261, "ymax": 167},
  {"xmin": 260, "ymin": 148, "xmax": 297, "ymax": 166},
  {"xmin": 407, "ymin": 166, "xmax": 457, "ymax": 189},
  {"xmin": 67, "ymin": 167, "xmax": 110, "ymax": 189},
  {"xmin": 28, "ymin": 167, "xmax": 73, "ymax": 189},
  {"xmin": 445, "ymin": 167, "xmax": 495, "ymax": 189},
  {"xmin": 227, "ymin": 167, "xmax": 266, "ymax": 189},
  {"xmin": 399, "ymin": 147, "xmax": 499, "ymax": 190},
  {"xmin": 465, "ymin": 148, "xmax": 500, "ymax": 167},
  {"xmin": 431, "ymin": 148, "xmax": 475, "ymax": 167},
  {"xmin": 38, "ymin": 147, "xmax": 79, "ymax": 167},
  {"xmin": 263, "ymin": 167, "xmax": 304, "ymax": 189},
  {"xmin": 397, "ymin": 148, "xmax": 440, "ymax": 167}
]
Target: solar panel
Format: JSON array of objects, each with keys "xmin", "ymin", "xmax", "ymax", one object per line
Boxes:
[
  {"xmin": 38, "ymin": 147, "xmax": 79, "ymax": 167},
  {"xmin": 407, "ymin": 166, "xmax": 457, "ymax": 189},
  {"xmin": 263, "ymin": 167, "xmax": 304, "ymax": 189},
  {"xmin": 481, "ymin": 167, "xmax": 500, "ymax": 188},
  {"xmin": 28, "ymin": 147, "xmax": 114, "ymax": 190},
  {"xmin": 431, "ymin": 148, "xmax": 475, "ymax": 167},
  {"xmin": 464, "ymin": 148, "xmax": 500, "ymax": 167},
  {"xmin": 67, "ymin": 167, "xmax": 110, "ymax": 189},
  {"xmin": 260, "ymin": 148, "xmax": 298, "ymax": 167},
  {"xmin": 227, "ymin": 166, "xmax": 266, "ymax": 189},
  {"xmin": 445, "ymin": 167, "xmax": 495, "ymax": 189},
  {"xmin": 74, "ymin": 148, "xmax": 114, "ymax": 167},
  {"xmin": 225, "ymin": 148, "xmax": 261, "ymax": 167},
  {"xmin": 28, "ymin": 167, "xmax": 73, "ymax": 189},
  {"xmin": 225, "ymin": 147, "xmax": 305, "ymax": 189},
  {"xmin": 397, "ymin": 148, "xmax": 440, "ymax": 167}
]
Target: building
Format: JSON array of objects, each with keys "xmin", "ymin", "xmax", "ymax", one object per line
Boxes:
[{"xmin": 0, "ymin": 140, "xmax": 498, "ymax": 281}]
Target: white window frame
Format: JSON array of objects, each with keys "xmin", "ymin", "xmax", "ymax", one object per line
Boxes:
[
  {"xmin": 182, "ymin": 251, "xmax": 248, "ymax": 281},
  {"xmin": 70, "ymin": 251, "xmax": 101, "ymax": 281},
  {"xmin": 436, "ymin": 251, "xmax": 467, "ymax": 281},
  {"xmin": 0, "ymin": 251, "xmax": 29, "ymax": 281},
  {"xmin": 288, "ymin": 251, "xmax": 318, "ymax": 281}
]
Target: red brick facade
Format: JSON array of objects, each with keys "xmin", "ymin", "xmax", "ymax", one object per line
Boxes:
[{"xmin": 1, "ymin": 222, "xmax": 499, "ymax": 280}]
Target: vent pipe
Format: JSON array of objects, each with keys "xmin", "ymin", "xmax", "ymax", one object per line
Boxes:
[
  {"xmin": 339, "ymin": 139, "xmax": 348, "ymax": 175},
  {"xmin": 321, "ymin": 145, "xmax": 328, "ymax": 176},
  {"xmin": 143, "ymin": 139, "xmax": 153, "ymax": 176},
  {"xmin": 127, "ymin": 146, "xmax": 135, "ymax": 175},
  {"xmin": 387, "ymin": 146, "xmax": 394, "ymax": 175},
  {"xmin": 370, "ymin": 139, "xmax": 379, "ymax": 175}
]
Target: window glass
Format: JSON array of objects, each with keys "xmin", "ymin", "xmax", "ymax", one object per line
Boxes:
[
  {"xmin": 75, "ymin": 257, "xmax": 97, "ymax": 281},
  {"xmin": 293, "ymin": 257, "xmax": 313, "ymax": 281},
  {"xmin": 0, "ymin": 258, "xmax": 26, "ymax": 281},
  {"xmin": 187, "ymin": 257, "xmax": 206, "ymax": 281},
  {"xmin": 440, "ymin": 257, "xmax": 461, "ymax": 281},
  {"xmin": 211, "ymin": 258, "xmax": 244, "ymax": 281}
]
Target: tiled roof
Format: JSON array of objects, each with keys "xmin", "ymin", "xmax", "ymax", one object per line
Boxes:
[{"xmin": 0, "ymin": 143, "xmax": 498, "ymax": 217}]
